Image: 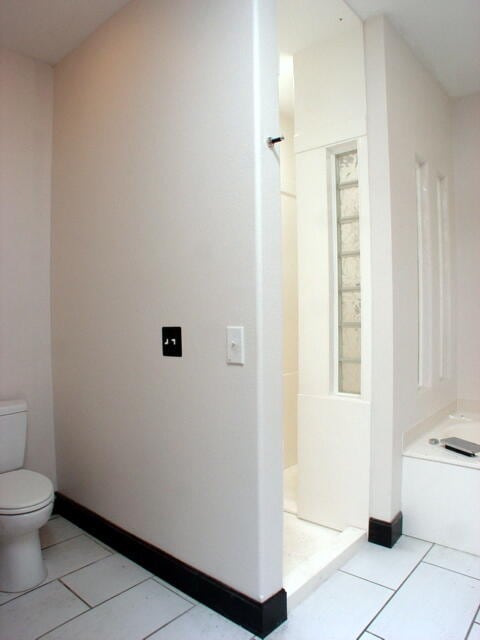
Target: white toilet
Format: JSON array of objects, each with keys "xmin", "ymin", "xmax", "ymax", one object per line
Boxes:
[{"xmin": 0, "ymin": 400, "xmax": 54, "ymax": 592}]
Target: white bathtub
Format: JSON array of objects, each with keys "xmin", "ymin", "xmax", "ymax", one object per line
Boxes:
[
  {"xmin": 404, "ymin": 414, "xmax": 480, "ymax": 470},
  {"xmin": 402, "ymin": 414, "xmax": 480, "ymax": 555}
]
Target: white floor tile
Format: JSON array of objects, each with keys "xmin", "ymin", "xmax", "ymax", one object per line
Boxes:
[
  {"xmin": 0, "ymin": 580, "xmax": 88, "ymax": 640},
  {"xmin": 369, "ymin": 562, "xmax": 480, "ymax": 640},
  {"xmin": 341, "ymin": 536, "xmax": 431, "ymax": 589},
  {"xmin": 41, "ymin": 579, "xmax": 192, "ymax": 640},
  {"xmin": 147, "ymin": 604, "xmax": 254, "ymax": 639},
  {"xmin": 152, "ymin": 576, "xmax": 198, "ymax": 605},
  {"xmin": 61, "ymin": 553, "xmax": 151, "ymax": 606},
  {"xmin": 424, "ymin": 544, "xmax": 480, "ymax": 580},
  {"xmin": 43, "ymin": 534, "xmax": 112, "ymax": 581},
  {"xmin": 269, "ymin": 571, "xmax": 391, "ymax": 640},
  {"xmin": 358, "ymin": 633, "xmax": 384, "ymax": 640},
  {"xmin": 40, "ymin": 516, "xmax": 83, "ymax": 548},
  {"xmin": 84, "ymin": 532, "xmax": 115, "ymax": 553},
  {"xmin": 468, "ymin": 624, "xmax": 480, "ymax": 640},
  {"xmin": 0, "ymin": 589, "xmax": 22, "ymax": 605},
  {"xmin": 477, "ymin": 608, "xmax": 480, "ymax": 623}
]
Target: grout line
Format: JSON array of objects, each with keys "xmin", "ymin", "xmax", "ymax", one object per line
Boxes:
[
  {"xmin": 56, "ymin": 515, "xmax": 114, "ymax": 554},
  {"xmin": 339, "ymin": 569, "xmax": 395, "ymax": 592},
  {"xmin": 151, "ymin": 576, "xmax": 198, "ymax": 606},
  {"xmin": 463, "ymin": 604, "xmax": 480, "ymax": 640},
  {"xmin": 422, "ymin": 560, "xmax": 480, "ymax": 582},
  {"xmin": 354, "ymin": 540, "xmax": 434, "ymax": 638},
  {"xmin": 0, "ymin": 587, "xmax": 39, "ymax": 608},
  {"xmin": 54, "ymin": 522, "xmax": 196, "ymax": 609},
  {"xmin": 411, "ymin": 536, "xmax": 480, "ymax": 557},
  {"xmin": 358, "ymin": 631, "xmax": 384, "ymax": 640},
  {"xmin": 0, "ymin": 571, "xmax": 69, "ymax": 609},
  {"xmin": 83, "ymin": 533, "xmax": 116, "ymax": 554},
  {"xmin": 59, "ymin": 579, "xmax": 92, "ymax": 608},
  {"xmin": 35, "ymin": 584, "xmax": 96, "ymax": 639},
  {"xmin": 64, "ymin": 576, "xmax": 152, "ymax": 610},
  {"xmin": 41, "ymin": 532, "xmax": 84, "ymax": 550},
  {"xmin": 41, "ymin": 522, "xmax": 198, "ymax": 611},
  {"xmin": 141, "ymin": 603, "xmax": 196, "ymax": 639},
  {"xmin": 35, "ymin": 578, "xmax": 154, "ymax": 639},
  {"xmin": 45, "ymin": 547, "xmax": 114, "ymax": 582},
  {"xmin": 0, "ymin": 531, "xmax": 112, "ymax": 608}
]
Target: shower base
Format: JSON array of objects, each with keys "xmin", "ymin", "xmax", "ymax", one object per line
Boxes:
[{"xmin": 283, "ymin": 465, "xmax": 365, "ymax": 610}]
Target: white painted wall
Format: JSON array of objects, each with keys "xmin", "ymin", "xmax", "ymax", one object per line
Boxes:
[
  {"xmin": 51, "ymin": 0, "xmax": 282, "ymax": 602},
  {"xmin": 293, "ymin": 24, "xmax": 372, "ymax": 530},
  {"xmin": 280, "ymin": 113, "xmax": 298, "ymax": 469},
  {"xmin": 294, "ymin": 27, "xmax": 367, "ymax": 154},
  {"xmin": 364, "ymin": 16, "xmax": 456, "ymax": 522},
  {"xmin": 453, "ymin": 92, "xmax": 480, "ymax": 408},
  {"xmin": 0, "ymin": 47, "xmax": 56, "ymax": 482}
]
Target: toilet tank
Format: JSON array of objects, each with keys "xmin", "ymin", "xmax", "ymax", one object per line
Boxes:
[{"xmin": 0, "ymin": 400, "xmax": 28, "ymax": 473}]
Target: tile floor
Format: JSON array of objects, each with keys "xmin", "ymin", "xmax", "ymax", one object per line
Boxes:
[{"xmin": 0, "ymin": 516, "xmax": 479, "ymax": 639}]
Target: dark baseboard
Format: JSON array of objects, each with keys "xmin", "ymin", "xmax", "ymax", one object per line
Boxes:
[
  {"xmin": 368, "ymin": 512, "xmax": 403, "ymax": 548},
  {"xmin": 54, "ymin": 492, "xmax": 287, "ymax": 638}
]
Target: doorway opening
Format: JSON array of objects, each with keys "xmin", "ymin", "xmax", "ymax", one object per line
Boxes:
[{"xmin": 277, "ymin": 0, "xmax": 371, "ymax": 608}]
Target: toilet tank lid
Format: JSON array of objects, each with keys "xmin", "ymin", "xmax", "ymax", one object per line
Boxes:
[{"xmin": 0, "ymin": 400, "xmax": 27, "ymax": 416}]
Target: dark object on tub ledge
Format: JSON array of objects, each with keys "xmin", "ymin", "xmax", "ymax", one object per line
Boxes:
[{"xmin": 442, "ymin": 437, "xmax": 480, "ymax": 457}]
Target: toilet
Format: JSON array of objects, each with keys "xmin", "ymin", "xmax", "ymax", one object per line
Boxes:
[{"xmin": 0, "ymin": 400, "xmax": 54, "ymax": 592}]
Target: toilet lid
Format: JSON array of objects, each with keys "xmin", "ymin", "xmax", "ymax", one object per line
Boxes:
[{"xmin": 0, "ymin": 469, "xmax": 54, "ymax": 514}]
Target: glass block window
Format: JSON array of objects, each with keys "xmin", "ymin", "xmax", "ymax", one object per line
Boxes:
[{"xmin": 335, "ymin": 150, "xmax": 361, "ymax": 394}]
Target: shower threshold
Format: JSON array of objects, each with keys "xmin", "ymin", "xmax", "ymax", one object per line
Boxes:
[{"xmin": 283, "ymin": 465, "xmax": 365, "ymax": 610}]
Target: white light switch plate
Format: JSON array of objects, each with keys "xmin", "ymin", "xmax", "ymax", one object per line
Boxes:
[{"xmin": 226, "ymin": 326, "xmax": 245, "ymax": 365}]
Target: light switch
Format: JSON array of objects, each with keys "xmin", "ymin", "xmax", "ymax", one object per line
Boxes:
[{"xmin": 226, "ymin": 326, "xmax": 245, "ymax": 365}]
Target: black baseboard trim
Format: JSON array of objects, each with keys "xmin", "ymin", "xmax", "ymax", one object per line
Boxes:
[
  {"xmin": 54, "ymin": 492, "xmax": 287, "ymax": 638},
  {"xmin": 368, "ymin": 512, "xmax": 403, "ymax": 548}
]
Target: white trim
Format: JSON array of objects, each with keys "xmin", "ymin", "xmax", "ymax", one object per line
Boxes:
[
  {"xmin": 357, "ymin": 137, "xmax": 372, "ymax": 401},
  {"xmin": 415, "ymin": 156, "xmax": 432, "ymax": 390},
  {"xmin": 436, "ymin": 173, "xmax": 451, "ymax": 381}
]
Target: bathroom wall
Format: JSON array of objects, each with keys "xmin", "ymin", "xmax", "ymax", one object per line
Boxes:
[
  {"xmin": 293, "ymin": 23, "xmax": 372, "ymax": 530},
  {"xmin": 453, "ymin": 92, "xmax": 480, "ymax": 409},
  {"xmin": 51, "ymin": 0, "xmax": 282, "ymax": 602},
  {"xmin": 280, "ymin": 113, "xmax": 298, "ymax": 469},
  {"xmin": 0, "ymin": 47, "xmax": 56, "ymax": 482},
  {"xmin": 364, "ymin": 16, "xmax": 456, "ymax": 522}
]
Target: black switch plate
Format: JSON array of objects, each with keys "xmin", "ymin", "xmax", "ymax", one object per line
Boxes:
[{"xmin": 162, "ymin": 327, "xmax": 182, "ymax": 357}]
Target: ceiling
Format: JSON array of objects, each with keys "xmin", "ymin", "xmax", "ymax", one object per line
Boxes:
[
  {"xmin": 1, "ymin": 0, "xmax": 478, "ymax": 97},
  {"xmin": 0, "ymin": 0, "xmax": 131, "ymax": 65},
  {"xmin": 278, "ymin": 0, "xmax": 361, "ymax": 56},
  {"xmin": 345, "ymin": 0, "xmax": 480, "ymax": 97},
  {"xmin": 277, "ymin": 0, "xmax": 361, "ymax": 117}
]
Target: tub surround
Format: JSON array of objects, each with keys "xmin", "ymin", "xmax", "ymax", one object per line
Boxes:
[
  {"xmin": 403, "ymin": 401, "xmax": 457, "ymax": 449},
  {"xmin": 402, "ymin": 413, "xmax": 480, "ymax": 556},
  {"xmin": 404, "ymin": 414, "xmax": 480, "ymax": 470}
]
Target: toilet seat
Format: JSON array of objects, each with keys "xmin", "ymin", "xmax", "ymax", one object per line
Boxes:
[{"xmin": 0, "ymin": 469, "xmax": 54, "ymax": 515}]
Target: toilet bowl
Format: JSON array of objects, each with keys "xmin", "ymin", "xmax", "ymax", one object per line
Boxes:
[
  {"xmin": 0, "ymin": 469, "xmax": 54, "ymax": 592},
  {"xmin": 0, "ymin": 401, "xmax": 55, "ymax": 592}
]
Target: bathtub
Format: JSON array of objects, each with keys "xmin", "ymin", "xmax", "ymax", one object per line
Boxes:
[
  {"xmin": 402, "ymin": 413, "xmax": 480, "ymax": 555},
  {"xmin": 404, "ymin": 414, "xmax": 480, "ymax": 470}
]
